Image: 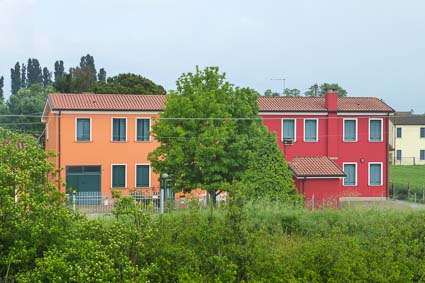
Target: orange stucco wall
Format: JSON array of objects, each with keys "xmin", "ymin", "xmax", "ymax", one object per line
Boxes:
[{"xmin": 44, "ymin": 107, "xmax": 161, "ymax": 197}]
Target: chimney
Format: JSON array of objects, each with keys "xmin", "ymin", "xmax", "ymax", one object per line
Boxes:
[{"xmin": 325, "ymin": 90, "xmax": 338, "ymax": 111}]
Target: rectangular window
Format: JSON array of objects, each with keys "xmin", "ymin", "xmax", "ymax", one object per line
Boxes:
[
  {"xmin": 396, "ymin": 150, "xmax": 402, "ymax": 161},
  {"xmin": 136, "ymin": 164, "xmax": 150, "ymax": 187},
  {"xmin": 304, "ymin": 119, "xmax": 318, "ymax": 142},
  {"xmin": 76, "ymin": 118, "xmax": 91, "ymax": 141},
  {"xmin": 343, "ymin": 163, "xmax": 357, "ymax": 186},
  {"xmin": 344, "ymin": 119, "xmax": 357, "ymax": 142},
  {"xmin": 369, "ymin": 163, "xmax": 383, "ymax": 186},
  {"xmin": 420, "ymin": 150, "xmax": 425, "ymax": 161},
  {"xmin": 136, "ymin": 118, "xmax": 150, "ymax": 141},
  {"xmin": 112, "ymin": 165, "xmax": 126, "ymax": 188},
  {"xmin": 396, "ymin": 127, "xmax": 402, "ymax": 138},
  {"xmin": 112, "ymin": 118, "xmax": 127, "ymax": 141},
  {"xmin": 421, "ymin": 127, "xmax": 425, "ymax": 138},
  {"xmin": 369, "ymin": 119, "xmax": 382, "ymax": 142},
  {"xmin": 282, "ymin": 119, "xmax": 296, "ymax": 141}
]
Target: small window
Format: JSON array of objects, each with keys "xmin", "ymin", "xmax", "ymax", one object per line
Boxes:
[
  {"xmin": 396, "ymin": 150, "xmax": 402, "ymax": 161},
  {"xmin": 304, "ymin": 119, "xmax": 318, "ymax": 142},
  {"xmin": 112, "ymin": 165, "xmax": 126, "ymax": 188},
  {"xmin": 344, "ymin": 119, "xmax": 357, "ymax": 142},
  {"xmin": 76, "ymin": 118, "xmax": 91, "ymax": 141},
  {"xmin": 282, "ymin": 119, "xmax": 296, "ymax": 141},
  {"xmin": 396, "ymin": 127, "xmax": 402, "ymax": 138},
  {"xmin": 369, "ymin": 119, "xmax": 382, "ymax": 142},
  {"xmin": 343, "ymin": 163, "xmax": 357, "ymax": 186},
  {"xmin": 112, "ymin": 118, "xmax": 127, "ymax": 142},
  {"xmin": 421, "ymin": 128, "xmax": 425, "ymax": 138},
  {"xmin": 420, "ymin": 150, "xmax": 425, "ymax": 161},
  {"xmin": 369, "ymin": 163, "xmax": 382, "ymax": 186},
  {"xmin": 136, "ymin": 164, "xmax": 150, "ymax": 187},
  {"xmin": 136, "ymin": 118, "xmax": 150, "ymax": 142}
]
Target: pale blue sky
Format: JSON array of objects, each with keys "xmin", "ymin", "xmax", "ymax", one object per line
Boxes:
[{"xmin": 1, "ymin": 0, "xmax": 424, "ymax": 112}]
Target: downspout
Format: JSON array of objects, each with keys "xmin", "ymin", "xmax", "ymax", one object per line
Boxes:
[
  {"xmin": 386, "ymin": 113, "xmax": 389, "ymax": 199},
  {"xmin": 58, "ymin": 111, "xmax": 62, "ymax": 191}
]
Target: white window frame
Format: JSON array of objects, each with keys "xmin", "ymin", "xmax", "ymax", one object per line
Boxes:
[
  {"xmin": 281, "ymin": 118, "xmax": 296, "ymax": 142},
  {"xmin": 111, "ymin": 117, "xmax": 128, "ymax": 142},
  {"xmin": 135, "ymin": 163, "xmax": 151, "ymax": 188},
  {"xmin": 343, "ymin": 162, "xmax": 357, "ymax": 187},
  {"xmin": 304, "ymin": 118, "xmax": 319, "ymax": 142},
  {"xmin": 368, "ymin": 118, "xmax": 383, "ymax": 142},
  {"xmin": 343, "ymin": 118, "xmax": 358, "ymax": 142},
  {"xmin": 368, "ymin": 162, "xmax": 383, "ymax": 186},
  {"xmin": 135, "ymin": 118, "xmax": 152, "ymax": 142},
  {"xmin": 75, "ymin": 117, "xmax": 92, "ymax": 142},
  {"xmin": 111, "ymin": 164, "xmax": 127, "ymax": 188}
]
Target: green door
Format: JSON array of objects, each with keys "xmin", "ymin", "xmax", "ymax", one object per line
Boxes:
[{"xmin": 66, "ymin": 166, "xmax": 101, "ymax": 205}]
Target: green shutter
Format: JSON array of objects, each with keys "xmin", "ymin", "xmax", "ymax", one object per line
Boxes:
[
  {"xmin": 344, "ymin": 120, "xmax": 356, "ymax": 141},
  {"xmin": 136, "ymin": 165, "xmax": 150, "ymax": 187},
  {"xmin": 370, "ymin": 120, "xmax": 382, "ymax": 141},
  {"xmin": 283, "ymin": 120, "xmax": 295, "ymax": 140},
  {"xmin": 113, "ymin": 119, "xmax": 126, "ymax": 141},
  {"xmin": 305, "ymin": 120, "xmax": 317, "ymax": 141},
  {"xmin": 77, "ymin": 119, "xmax": 90, "ymax": 141},
  {"xmin": 137, "ymin": 119, "xmax": 150, "ymax": 141},
  {"xmin": 370, "ymin": 164, "xmax": 381, "ymax": 185},
  {"xmin": 343, "ymin": 164, "xmax": 355, "ymax": 186},
  {"xmin": 112, "ymin": 165, "xmax": 126, "ymax": 187}
]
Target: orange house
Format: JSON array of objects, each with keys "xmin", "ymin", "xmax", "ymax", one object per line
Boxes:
[{"xmin": 42, "ymin": 93, "xmax": 166, "ymax": 197}]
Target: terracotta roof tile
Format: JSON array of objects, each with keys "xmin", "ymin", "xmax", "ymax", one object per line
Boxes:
[
  {"xmin": 48, "ymin": 93, "xmax": 166, "ymax": 111},
  {"xmin": 258, "ymin": 96, "xmax": 394, "ymax": 112},
  {"xmin": 289, "ymin": 156, "xmax": 346, "ymax": 178}
]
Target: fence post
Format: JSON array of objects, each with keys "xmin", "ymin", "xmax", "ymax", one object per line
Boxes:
[
  {"xmin": 72, "ymin": 191, "xmax": 76, "ymax": 212},
  {"xmin": 160, "ymin": 187, "xmax": 165, "ymax": 214}
]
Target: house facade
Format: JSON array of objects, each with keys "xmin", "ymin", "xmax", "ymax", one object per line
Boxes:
[
  {"xmin": 42, "ymin": 91, "xmax": 394, "ymax": 207},
  {"xmin": 389, "ymin": 114, "xmax": 425, "ymax": 165},
  {"xmin": 258, "ymin": 91, "xmax": 394, "ymax": 207},
  {"xmin": 42, "ymin": 93, "xmax": 166, "ymax": 198}
]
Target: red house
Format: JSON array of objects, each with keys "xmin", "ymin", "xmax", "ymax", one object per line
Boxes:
[{"xmin": 258, "ymin": 91, "xmax": 394, "ymax": 208}]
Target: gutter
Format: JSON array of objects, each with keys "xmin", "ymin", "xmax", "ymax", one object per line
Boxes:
[
  {"xmin": 386, "ymin": 113, "xmax": 389, "ymax": 199},
  {"xmin": 58, "ymin": 110, "xmax": 61, "ymax": 191}
]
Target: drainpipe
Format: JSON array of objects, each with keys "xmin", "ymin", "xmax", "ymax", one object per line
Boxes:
[
  {"xmin": 386, "ymin": 113, "xmax": 389, "ymax": 199},
  {"xmin": 58, "ymin": 111, "xmax": 62, "ymax": 191}
]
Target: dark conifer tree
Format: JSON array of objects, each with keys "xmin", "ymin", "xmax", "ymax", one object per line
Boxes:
[
  {"xmin": 54, "ymin": 60, "xmax": 65, "ymax": 82},
  {"xmin": 98, "ymin": 68, "xmax": 106, "ymax": 82},
  {"xmin": 0, "ymin": 76, "xmax": 4, "ymax": 103},
  {"xmin": 79, "ymin": 54, "xmax": 97, "ymax": 84},
  {"xmin": 10, "ymin": 62, "xmax": 21, "ymax": 95},
  {"xmin": 42, "ymin": 67, "xmax": 52, "ymax": 87},
  {"xmin": 27, "ymin": 58, "xmax": 43, "ymax": 86},
  {"xmin": 21, "ymin": 63, "xmax": 27, "ymax": 88}
]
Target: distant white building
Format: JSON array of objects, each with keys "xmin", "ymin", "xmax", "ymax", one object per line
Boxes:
[{"xmin": 390, "ymin": 113, "xmax": 425, "ymax": 165}]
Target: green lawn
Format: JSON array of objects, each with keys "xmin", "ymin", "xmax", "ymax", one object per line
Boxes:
[{"xmin": 390, "ymin": 165, "xmax": 425, "ymax": 188}]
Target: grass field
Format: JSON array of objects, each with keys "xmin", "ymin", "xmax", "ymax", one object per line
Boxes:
[{"xmin": 390, "ymin": 165, "xmax": 425, "ymax": 187}]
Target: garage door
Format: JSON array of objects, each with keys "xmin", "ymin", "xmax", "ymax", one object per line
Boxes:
[{"xmin": 66, "ymin": 166, "xmax": 101, "ymax": 204}]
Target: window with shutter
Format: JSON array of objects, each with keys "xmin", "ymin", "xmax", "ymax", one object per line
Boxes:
[
  {"xmin": 136, "ymin": 164, "xmax": 150, "ymax": 187},
  {"xmin": 344, "ymin": 119, "xmax": 357, "ymax": 142},
  {"xmin": 304, "ymin": 119, "xmax": 318, "ymax": 142},
  {"xmin": 76, "ymin": 118, "xmax": 91, "ymax": 141}
]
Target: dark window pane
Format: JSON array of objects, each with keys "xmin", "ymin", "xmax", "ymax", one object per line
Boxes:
[
  {"xmin": 137, "ymin": 119, "xmax": 150, "ymax": 141},
  {"xmin": 113, "ymin": 118, "xmax": 126, "ymax": 141},
  {"xmin": 396, "ymin": 128, "xmax": 402, "ymax": 138}
]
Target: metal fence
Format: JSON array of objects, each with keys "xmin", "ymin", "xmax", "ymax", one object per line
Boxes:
[
  {"xmin": 65, "ymin": 191, "xmax": 163, "ymax": 214},
  {"xmin": 389, "ymin": 182, "xmax": 425, "ymax": 204}
]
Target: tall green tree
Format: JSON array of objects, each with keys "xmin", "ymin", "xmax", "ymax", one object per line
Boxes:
[
  {"xmin": 79, "ymin": 54, "xmax": 97, "ymax": 85},
  {"xmin": 27, "ymin": 58, "xmax": 43, "ymax": 87},
  {"xmin": 92, "ymin": 73, "xmax": 166, "ymax": 94},
  {"xmin": 42, "ymin": 67, "xmax": 52, "ymax": 87},
  {"xmin": 304, "ymin": 83, "xmax": 347, "ymax": 97},
  {"xmin": 54, "ymin": 60, "xmax": 65, "ymax": 82},
  {"xmin": 98, "ymin": 68, "xmax": 107, "ymax": 82},
  {"xmin": 0, "ymin": 76, "xmax": 4, "ymax": 103},
  {"xmin": 21, "ymin": 63, "xmax": 27, "ymax": 89},
  {"xmin": 10, "ymin": 62, "xmax": 21, "ymax": 95},
  {"xmin": 148, "ymin": 67, "xmax": 295, "ymax": 202}
]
